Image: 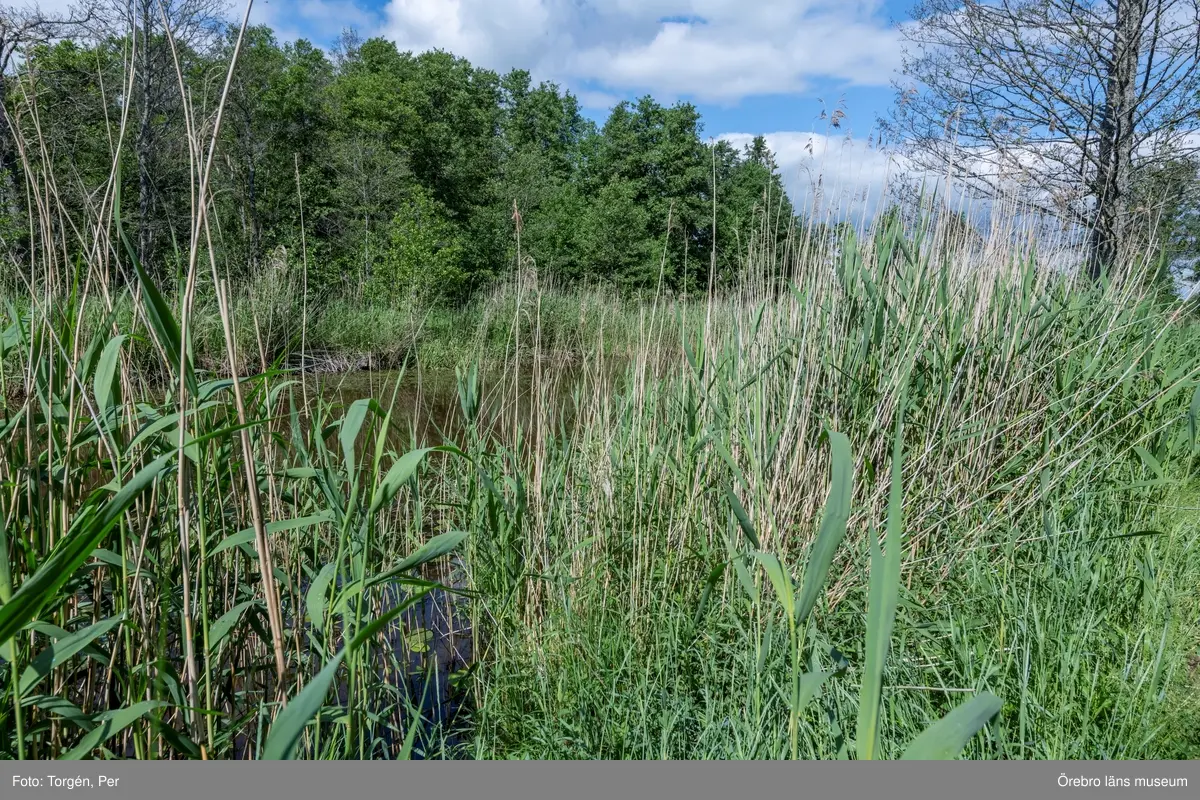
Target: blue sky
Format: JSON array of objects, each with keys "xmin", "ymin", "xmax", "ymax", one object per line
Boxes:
[{"xmin": 245, "ymin": 0, "xmax": 918, "ymax": 213}]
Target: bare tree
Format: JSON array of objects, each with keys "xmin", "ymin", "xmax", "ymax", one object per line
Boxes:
[
  {"xmin": 71, "ymin": 0, "xmax": 228, "ymax": 267},
  {"xmin": 129, "ymin": 0, "xmax": 227, "ymax": 265},
  {"xmin": 0, "ymin": 2, "xmax": 91, "ymax": 219},
  {"xmin": 885, "ymin": 0, "xmax": 1200, "ymax": 277}
]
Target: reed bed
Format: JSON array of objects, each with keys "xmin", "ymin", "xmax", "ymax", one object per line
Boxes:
[
  {"xmin": 455, "ymin": 218, "xmax": 1200, "ymax": 760},
  {"xmin": 1, "ymin": 4, "xmax": 1199, "ymax": 762},
  {"xmin": 6, "ymin": 207, "xmax": 1199, "ymax": 759}
]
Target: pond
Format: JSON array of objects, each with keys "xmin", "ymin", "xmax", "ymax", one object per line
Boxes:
[
  {"xmin": 299, "ymin": 355, "xmax": 631, "ymax": 449},
  {"xmin": 285, "ymin": 357, "xmax": 633, "ymax": 754}
]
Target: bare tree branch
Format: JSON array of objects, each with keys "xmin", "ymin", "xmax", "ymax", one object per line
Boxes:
[{"xmin": 885, "ymin": 0, "xmax": 1200, "ymax": 277}]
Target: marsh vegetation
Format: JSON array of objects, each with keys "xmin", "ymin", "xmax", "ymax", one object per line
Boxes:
[{"xmin": 1, "ymin": 1, "xmax": 1199, "ymax": 762}]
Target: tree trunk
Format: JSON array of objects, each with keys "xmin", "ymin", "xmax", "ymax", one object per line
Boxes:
[
  {"xmin": 0, "ymin": 70, "xmax": 19, "ymax": 223},
  {"xmin": 1089, "ymin": 0, "xmax": 1148, "ymax": 279}
]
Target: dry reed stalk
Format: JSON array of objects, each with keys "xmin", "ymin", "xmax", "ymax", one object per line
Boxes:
[
  {"xmin": 215, "ymin": 276, "xmax": 288, "ymax": 686},
  {"xmin": 150, "ymin": 0, "xmax": 258, "ymax": 735},
  {"xmin": 295, "ymin": 154, "xmax": 312, "ymax": 415}
]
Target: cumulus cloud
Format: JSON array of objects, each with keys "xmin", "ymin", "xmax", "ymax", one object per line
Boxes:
[
  {"xmin": 211, "ymin": 2, "xmax": 902, "ymax": 110},
  {"xmin": 222, "ymin": 1, "xmax": 931, "ymax": 222},
  {"xmin": 248, "ymin": 0, "xmax": 379, "ymax": 44},
  {"xmin": 720, "ymin": 131, "xmax": 906, "ymax": 220},
  {"xmin": 377, "ymin": 0, "xmax": 903, "ymax": 104}
]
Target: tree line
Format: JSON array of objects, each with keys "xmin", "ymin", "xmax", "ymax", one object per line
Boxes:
[
  {"xmin": 4, "ymin": 0, "xmax": 1198, "ymax": 300},
  {"xmin": 0, "ymin": 5, "xmax": 795, "ymax": 303}
]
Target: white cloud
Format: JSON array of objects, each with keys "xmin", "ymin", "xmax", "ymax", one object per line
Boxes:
[
  {"xmin": 218, "ymin": 1, "xmax": 902, "ymax": 107},
  {"xmin": 247, "ymin": 0, "xmax": 378, "ymax": 44},
  {"xmin": 573, "ymin": 89, "xmax": 625, "ymax": 112},
  {"xmin": 720, "ymin": 130, "xmax": 904, "ymax": 219},
  {"xmin": 377, "ymin": 0, "xmax": 903, "ymax": 103},
  {"xmin": 378, "ymin": 0, "xmax": 560, "ymax": 72}
]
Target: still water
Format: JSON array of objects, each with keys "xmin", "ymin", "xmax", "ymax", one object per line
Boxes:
[
  {"xmin": 288, "ymin": 359, "xmax": 630, "ymax": 755},
  {"xmin": 300, "ymin": 357, "xmax": 628, "ymax": 449}
]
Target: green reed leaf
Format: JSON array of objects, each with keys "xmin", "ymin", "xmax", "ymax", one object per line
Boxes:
[
  {"xmin": 795, "ymin": 430, "xmax": 853, "ymax": 628},
  {"xmin": 900, "ymin": 692, "xmax": 1003, "ymax": 760},
  {"xmin": 0, "ymin": 452, "xmax": 173, "ymax": 649}
]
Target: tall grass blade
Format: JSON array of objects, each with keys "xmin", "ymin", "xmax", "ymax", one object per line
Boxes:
[
  {"xmin": 260, "ymin": 650, "xmax": 347, "ymax": 760},
  {"xmin": 727, "ymin": 489, "xmax": 761, "ymax": 549},
  {"xmin": 339, "ymin": 399, "xmax": 374, "ymax": 476},
  {"xmin": 1189, "ymin": 383, "xmax": 1200, "ymax": 451},
  {"xmin": 0, "ymin": 453, "xmax": 174, "ymax": 648},
  {"xmin": 753, "ymin": 552, "xmax": 795, "ymax": 627},
  {"xmin": 795, "ymin": 431, "xmax": 853, "ymax": 627},
  {"xmin": 305, "ymin": 563, "xmax": 338, "ymax": 631},
  {"xmin": 207, "ymin": 601, "xmax": 259, "ymax": 654},
  {"xmin": 262, "ymin": 585, "xmax": 438, "ymax": 759},
  {"xmin": 19, "ymin": 614, "xmax": 125, "ymax": 696},
  {"xmin": 210, "ymin": 512, "xmax": 334, "ymax": 559},
  {"xmin": 899, "ymin": 693, "xmax": 1003, "ymax": 760},
  {"xmin": 857, "ymin": 413, "xmax": 906, "ymax": 760},
  {"xmin": 93, "ymin": 335, "xmax": 126, "ymax": 421},
  {"xmin": 366, "ymin": 530, "xmax": 469, "ymax": 588},
  {"xmin": 370, "ymin": 446, "xmax": 461, "ymax": 514},
  {"xmin": 61, "ymin": 701, "xmax": 169, "ymax": 760}
]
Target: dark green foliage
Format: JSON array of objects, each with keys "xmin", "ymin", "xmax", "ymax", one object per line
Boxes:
[{"xmin": 2, "ymin": 26, "xmax": 799, "ymax": 301}]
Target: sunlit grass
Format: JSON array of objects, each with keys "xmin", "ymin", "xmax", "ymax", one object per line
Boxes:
[{"xmin": 0, "ymin": 4, "xmax": 1197, "ymax": 759}]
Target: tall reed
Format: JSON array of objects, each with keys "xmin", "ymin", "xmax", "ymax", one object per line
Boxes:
[{"xmin": 1, "ymin": 0, "xmax": 1198, "ymax": 762}]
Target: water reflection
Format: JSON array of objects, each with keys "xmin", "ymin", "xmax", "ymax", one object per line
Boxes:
[{"xmin": 299, "ymin": 357, "xmax": 626, "ymax": 450}]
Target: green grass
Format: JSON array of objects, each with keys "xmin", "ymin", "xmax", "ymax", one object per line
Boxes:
[
  {"xmin": 454, "ymin": 224, "xmax": 1200, "ymax": 760},
  {"xmin": 1, "ymin": 279, "xmax": 678, "ymax": 380},
  {"xmin": 2, "ymin": 208, "xmax": 1199, "ymax": 761},
  {"xmin": 13, "ymin": 12, "xmax": 1197, "ymax": 761}
]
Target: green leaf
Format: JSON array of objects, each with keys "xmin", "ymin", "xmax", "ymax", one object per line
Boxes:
[
  {"xmin": 305, "ymin": 563, "xmax": 337, "ymax": 632},
  {"xmin": 20, "ymin": 614, "xmax": 125, "ymax": 696},
  {"xmin": 1132, "ymin": 445, "xmax": 1164, "ymax": 479},
  {"xmin": 347, "ymin": 586, "xmax": 433, "ymax": 652},
  {"xmin": 23, "ymin": 695, "xmax": 96, "ymax": 732},
  {"xmin": 210, "ymin": 512, "xmax": 333, "ymax": 559},
  {"xmin": 0, "ymin": 317, "xmax": 24, "ymax": 360},
  {"xmin": 207, "ymin": 601, "xmax": 259, "ymax": 654},
  {"xmin": 61, "ymin": 700, "xmax": 168, "ymax": 760},
  {"xmin": 732, "ymin": 555, "xmax": 758, "ymax": 603},
  {"xmin": 262, "ymin": 586, "xmax": 433, "ymax": 759},
  {"xmin": 900, "ymin": 692, "xmax": 1002, "ymax": 760},
  {"xmin": 857, "ymin": 414, "xmax": 905, "ymax": 760},
  {"xmin": 330, "ymin": 579, "xmax": 365, "ymax": 618},
  {"xmin": 198, "ymin": 378, "xmax": 235, "ymax": 402},
  {"xmin": 365, "ymin": 530, "xmax": 468, "ymax": 589},
  {"xmin": 796, "ymin": 669, "xmax": 837, "ymax": 717},
  {"xmin": 369, "ymin": 447, "xmax": 459, "ymax": 514},
  {"xmin": 371, "ymin": 448, "xmax": 430, "ymax": 513},
  {"xmin": 405, "ymin": 628, "xmax": 433, "ymax": 653},
  {"xmin": 0, "ymin": 452, "xmax": 173, "ymax": 649},
  {"xmin": 398, "ymin": 718, "xmax": 419, "ymax": 761},
  {"xmin": 127, "ymin": 403, "xmax": 219, "ymax": 452},
  {"xmin": 753, "ymin": 552, "xmax": 794, "ymax": 628},
  {"xmin": 1189, "ymin": 383, "xmax": 1200, "ymax": 451},
  {"xmin": 726, "ymin": 489, "xmax": 761, "ymax": 549},
  {"xmin": 693, "ymin": 561, "xmax": 727, "ymax": 626},
  {"xmin": 209, "ymin": 530, "xmax": 257, "ymax": 559},
  {"xmin": 795, "ymin": 430, "xmax": 853, "ymax": 627},
  {"xmin": 339, "ymin": 399, "xmax": 373, "ymax": 476},
  {"xmin": 93, "ymin": 335, "xmax": 126, "ymax": 421},
  {"xmin": 0, "ymin": 509, "xmax": 12, "ymax": 660},
  {"xmin": 90, "ymin": 548, "xmax": 154, "ymax": 581},
  {"xmin": 127, "ymin": 235, "xmax": 194, "ymax": 397}
]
